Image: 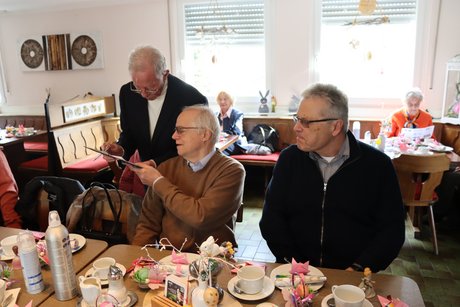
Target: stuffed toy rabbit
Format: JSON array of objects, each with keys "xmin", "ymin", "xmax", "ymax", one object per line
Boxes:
[{"xmin": 258, "ymin": 90, "xmax": 270, "ymax": 113}]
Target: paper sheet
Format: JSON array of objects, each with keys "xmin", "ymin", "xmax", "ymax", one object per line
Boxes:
[{"xmin": 400, "ymin": 125, "xmax": 434, "ymax": 139}]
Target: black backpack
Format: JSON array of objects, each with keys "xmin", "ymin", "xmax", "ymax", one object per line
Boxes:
[
  {"xmin": 15, "ymin": 176, "xmax": 85, "ymax": 231},
  {"xmin": 247, "ymin": 124, "xmax": 279, "ymax": 152}
]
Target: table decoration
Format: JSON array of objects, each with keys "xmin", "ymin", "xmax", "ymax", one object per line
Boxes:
[
  {"xmin": 358, "ymin": 267, "xmax": 376, "ymax": 298},
  {"xmin": 377, "ymin": 295, "xmax": 408, "ymax": 307}
]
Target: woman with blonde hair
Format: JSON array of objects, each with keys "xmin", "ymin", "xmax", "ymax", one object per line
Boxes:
[{"xmin": 216, "ymin": 91, "xmax": 244, "ymax": 155}]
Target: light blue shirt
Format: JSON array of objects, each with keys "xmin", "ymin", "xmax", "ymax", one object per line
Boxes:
[{"xmin": 187, "ymin": 149, "xmax": 216, "ymax": 172}]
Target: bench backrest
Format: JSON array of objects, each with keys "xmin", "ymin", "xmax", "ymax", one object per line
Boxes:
[
  {"xmin": 0, "ymin": 115, "xmax": 47, "ymax": 130},
  {"xmin": 243, "ymin": 116, "xmax": 296, "ymax": 150},
  {"xmin": 52, "ymin": 119, "xmax": 106, "ymax": 169}
]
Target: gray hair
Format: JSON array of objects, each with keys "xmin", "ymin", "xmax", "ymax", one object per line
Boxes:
[
  {"xmin": 301, "ymin": 83, "xmax": 349, "ymax": 132},
  {"xmin": 404, "ymin": 88, "xmax": 423, "ymax": 104},
  {"xmin": 128, "ymin": 46, "xmax": 167, "ymax": 78},
  {"xmin": 183, "ymin": 105, "xmax": 220, "ymax": 145}
]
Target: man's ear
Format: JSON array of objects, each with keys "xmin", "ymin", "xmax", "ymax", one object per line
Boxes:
[
  {"xmin": 202, "ymin": 129, "xmax": 212, "ymax": 142},
  {"xmin": 331, "ymin": 119, "xmax": 344, "ymax": 136}
]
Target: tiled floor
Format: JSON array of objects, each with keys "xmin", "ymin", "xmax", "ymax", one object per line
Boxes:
[{"xmin": 236, "ymin": 170, "xmax": 460, "ymax": 307}]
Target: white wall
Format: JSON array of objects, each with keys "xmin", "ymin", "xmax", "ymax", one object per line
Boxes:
[
  {"xmin": 0, "ymin": 0, "xmax": 169, "ymax": 114},
  {"xmin": 1, "ymin": 0, "xmax": 460, "ymax": 120}
]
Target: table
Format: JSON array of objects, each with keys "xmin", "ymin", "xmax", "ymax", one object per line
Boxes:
[
  {"xmin": 0, "ymin": 130, "xmax": 47, "ymax": 177},
  {"xmin": 217, "ymin": 135, "xmax": 239, "ymax": 152},
  {"xmin": 0, "ymin": 227, "xmax": 108, "ymax": 306},
  {"xmin": 41, "ymin": 244, "xmax": 425, "ymax": 306}
]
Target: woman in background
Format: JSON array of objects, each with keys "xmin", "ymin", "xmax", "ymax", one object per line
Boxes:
[
  {"xmin": 387, "ymin": 88, "xmax": 433, "ymax": 137},
  {"xmin": 216, "ymin": 91, "xmax": 244, "ymax": 155},
  {"xmin": 0, "ymin": 150, "xmax": 22, "ymax": 228}
]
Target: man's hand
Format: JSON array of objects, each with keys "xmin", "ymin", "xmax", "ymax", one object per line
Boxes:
[
  {"xmin": 130, "ymin": 161, "xmax": 162, "ymax": 187},
  {"xmin": 100, "ymin": 142, "xmax": 124, "ymax": 162}
]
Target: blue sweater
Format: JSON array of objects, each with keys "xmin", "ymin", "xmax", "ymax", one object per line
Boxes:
[{"xmin": 259, "ymin": 132, "xmax": 405, "ymax": 272}]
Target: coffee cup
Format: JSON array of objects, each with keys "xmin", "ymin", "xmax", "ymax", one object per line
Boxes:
[
  {"xmin": 332, "ymin": 284, "xmax": 365, "ymax": 307},
  {"xmin": 1, "ymin": 235, "xmax": 18, "ymax": 257},
  {"xmin": 236, "ymin": 266, "xmax": 265, "ymax": 295},
  {"xmin": 79, "ymin": 276, "xmax": 101, "ymax": 307},
  {"xmin": 92, "ymin": 257, "xmax": 116, "ymax": 279}
]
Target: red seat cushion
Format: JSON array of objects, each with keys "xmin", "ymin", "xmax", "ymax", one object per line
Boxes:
[
  {"xmin": 63, "ymin": 158, "xmax": 109, "ymax": 172},
  {"xmin": 24, "ymin": 141, "xmax": 48, "ymax": 152},
  {"xmin": 19, "ymin": 156, "xmax": 48, "ymax": 170},
  {"xmin": 231, "ymin": 152, "xmax": 280, "ymax": 162}
]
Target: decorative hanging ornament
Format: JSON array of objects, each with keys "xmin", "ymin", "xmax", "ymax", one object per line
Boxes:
[{"xmin": 359, "ymin": 0, "xmax": 377, "ymax": 15}]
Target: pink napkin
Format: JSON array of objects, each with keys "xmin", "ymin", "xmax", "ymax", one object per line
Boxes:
[
  {"xmin": 377, "ymin": 295, "xmax": 408, "ymax": 307},
  {"xmin": 289, "ymin": 258, "xmax": 310, "ymax": 275}
]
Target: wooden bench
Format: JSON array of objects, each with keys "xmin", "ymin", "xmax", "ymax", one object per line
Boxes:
[{"xmin": 18, "ymin": 95, "xmax": 119, "ymax": 187}]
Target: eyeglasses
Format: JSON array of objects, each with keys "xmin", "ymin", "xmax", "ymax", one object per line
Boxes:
[
  {"xmin": 293, "ymin": 115, "xmax": 338, "ymax": 128},
  {"xmin": 129, "ymin": 82, "xmax": 159, "ymax": 95},
  {"xmin": 174, "ymin": 126, "xmax": 203, "ymax": 135}
]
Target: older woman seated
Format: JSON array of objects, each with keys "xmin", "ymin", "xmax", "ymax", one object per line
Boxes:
[
  {"xmin": 216, "ymin": 91, "xmax": 244, "ymax": 155},
  {"xmin": 0, "ymin": 150, "xmax": 22, "ymax": 228},
  {"xmin": 387, "ymin": 88, "xmax": 433, "ymax": 137}
]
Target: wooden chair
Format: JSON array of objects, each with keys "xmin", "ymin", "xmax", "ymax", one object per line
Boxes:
[{"xmin": 393, "ymin": 153, "xmax": 450, "ymax": 255}]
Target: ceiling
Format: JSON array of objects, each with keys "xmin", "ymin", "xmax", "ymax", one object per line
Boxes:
[{"xmin": 0, "ymin": 0, "xmax": 138, "ymax": 13}]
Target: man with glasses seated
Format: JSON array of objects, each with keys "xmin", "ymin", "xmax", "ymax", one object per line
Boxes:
[
  {"xmin": 130, "ymin": 105, "xmax": 245, "ymax": 250},
  {"xmin": 260, "ymin": 83, "xmax": 405, "ymax": 272},
  {"xmin": 103, "ymin": 46, "xmax": 207, "ymax": 168}
]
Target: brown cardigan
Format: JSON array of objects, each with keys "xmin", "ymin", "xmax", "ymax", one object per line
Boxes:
[{"xmin": 132, "ymin": 150, "xmax": 245, "ymax": 251}]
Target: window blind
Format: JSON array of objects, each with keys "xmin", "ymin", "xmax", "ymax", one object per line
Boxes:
[
  {"xmin": 322, "ymin": 0, "xmax": 417, "ymax": 25},
  {"xmin": 184, "ymin": 0, "xmax": 264, "ymax": 45}
]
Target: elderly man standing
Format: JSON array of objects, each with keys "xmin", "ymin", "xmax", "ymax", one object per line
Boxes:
[
  {"xmin": 104, "ymin": 46, "xmax": 207, "ymax": 166},
  {"xmin": 260, "ymin": 83, "xmax": 405, "ymax": 272},
  {"xmin": 131, "ymin": 105, "xmax": 245, "ymax": 250}
]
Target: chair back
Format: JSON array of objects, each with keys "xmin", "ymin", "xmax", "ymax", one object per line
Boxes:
[{"xmin": 393, "ymin": 153, "xmax": 450, "ymax": 206}]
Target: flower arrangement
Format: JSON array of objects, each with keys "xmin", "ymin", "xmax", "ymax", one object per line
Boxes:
[{"xmin": 281, "ymin": 259, "xmax": 316, "ymax": 307}]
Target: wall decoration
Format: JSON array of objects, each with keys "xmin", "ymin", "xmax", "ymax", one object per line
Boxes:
[
  {"xmin": 18, "ymin": 32, "xmax": 103, "ymax": 71},
  {"xmin": 69, "ymin": 32, "xmax": 104, "ymax": 70},
  {"xmin": 62, "ymin": 98, "xmax": 106, "ymax": 123},
  {"xmin": 18, "ymin": 36, "xmax": 45, "ymax": 71}
]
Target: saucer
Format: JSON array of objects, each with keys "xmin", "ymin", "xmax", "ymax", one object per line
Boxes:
[
  {"xmin": 0, "ymin": 252, "xmax": 14, "ymax": 261},
  {"xmin": 228, "ymin": 276, "xmax": 275, "ymax": 301},
  {"xmin": 84, "ymin": 263, "xmax": 126, "ymax": 286},
  {"xmin": 78, "ymin": 290, "xmax": 138, "ymax": 307},
  {"xmin": 270, "ymin": 263, "xmax": 325, "ymax": 291},
  {"xmin": 321, "ymin": 293, "xmax": 372, "ymax": 307}
]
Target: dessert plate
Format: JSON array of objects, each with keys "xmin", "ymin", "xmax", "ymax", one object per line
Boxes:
[
  {"xmin": 270, "ymin": 263, "xmax": 325, "ymax": 291},
  {"xmin": 228, "ymin": 276, "xmax": 275, "ymax": 301},
  {"xmin": 69, "ymin": 233, "xmax": 86, "ymax": 253}
]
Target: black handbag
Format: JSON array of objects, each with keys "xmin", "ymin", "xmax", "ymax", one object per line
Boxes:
[{"xmin": 78, "ymin": 182, "xmax": 127, "ymax": 245}]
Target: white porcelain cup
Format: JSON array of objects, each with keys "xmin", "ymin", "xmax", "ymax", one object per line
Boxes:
[
  {"xmin": 0, "ymin": 279, "xmax": 6, "ymax": 304},
  {"xmin": 79, "ymin": 276, "xmax": 101, "ymax": 307},
  {"xmin": 236, "ymin": 266, "xmax": 265, "ymax": 295},
  {"xmin": 332, "ymin": 284, "xmax": 365, "ymax": 307},
  {"xmin": 92, "ymin": 257, "xmax": 116, "ymax": 279},
  {"xmin": 1, "ymin": 235, "xmax": 18, "ymax": 257}
]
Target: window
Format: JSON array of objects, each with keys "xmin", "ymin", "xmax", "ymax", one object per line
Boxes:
[
  {"xmin": 0, "ymin": 51, "xmax": 6, "ymax": 104},
  {"xmin": 318, "ymin": 0, "xmax": 417, "ymax": 102},
  {"xmin": 179, "ymin": 0, "xmax": 266, "ymax": 100}
]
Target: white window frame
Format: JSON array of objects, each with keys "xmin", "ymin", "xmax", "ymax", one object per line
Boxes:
[
  {"xmin": 0, "ymin": 50, "xmax": 7, "ymax": 104},
  {"xmin": 311, "ymin": 0, "xmax": 441, "ymax": 117},
  {"xmin": 169, "ymin": 0, "xmax": 272, "ymax": 110}
]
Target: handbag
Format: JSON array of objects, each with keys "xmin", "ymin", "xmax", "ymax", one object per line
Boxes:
[{"xmin": 76, "ymin": 182, "xmax": 127, "ymax": 245}]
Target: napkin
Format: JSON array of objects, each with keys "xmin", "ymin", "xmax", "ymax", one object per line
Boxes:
[
  {"xmin": 377, "ymin": 295, "xmax": 408, "ymax": 307},
  {"xmin": 3, "ymin": 288, "xmax": 20, "ymax": 307}
]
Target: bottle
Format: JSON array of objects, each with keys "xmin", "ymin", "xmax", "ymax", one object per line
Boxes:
[
  {"xmin": 377, "ymin": 132, "xmax": 386, "ymax": 151},
  {"xmin": 17, "ymin": 230, "xmax": 45, "ymax": 294},
  {"xmin": 271, "ymin": 96, "xmax": 277, "ymax": 113},
  {"xmin": 107, "ymin": 265, "xmax": 128, "ymax": 304},
  {"xmin": 352, "ymin": 121, "xmax": 361, "ymax": 139},
  {"xmin": 45, "ymin": 210, "xmax": 78, "ymax": 301}
]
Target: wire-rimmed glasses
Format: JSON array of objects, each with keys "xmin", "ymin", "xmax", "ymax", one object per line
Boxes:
[{"xmin": 292, "ymin": 114, "xmax": 338, "ymax": 128}]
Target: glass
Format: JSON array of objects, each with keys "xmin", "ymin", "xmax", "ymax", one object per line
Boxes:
[
  {"xmin": 292, "ymin": 115, "xmax": 338, "ymax": 128},
  {"xmin": 174, "ymin": 126, "xmax": 203, "ymax": 134}
]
